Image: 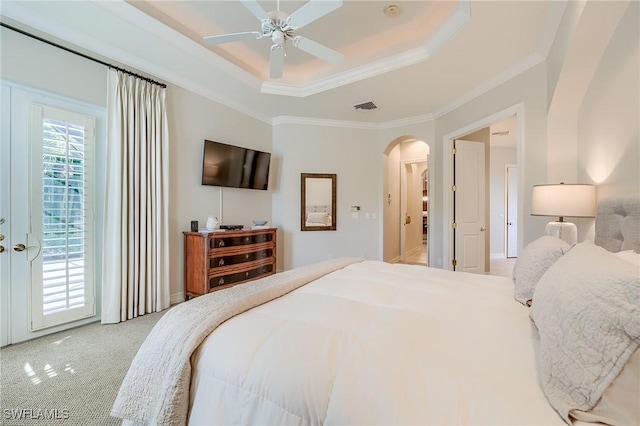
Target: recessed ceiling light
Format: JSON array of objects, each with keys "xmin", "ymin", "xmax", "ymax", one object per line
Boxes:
[{"xmin": 383, "ymin": 4, "xmax": 401, "ymax": 17}]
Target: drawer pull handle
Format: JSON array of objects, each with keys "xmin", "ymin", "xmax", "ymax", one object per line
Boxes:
[
  {"xmin": 219, "ymin": 259, "xmax": 225, "ymax": 266},
  {"xmin": 219, "ymin": 278, "xmax": 225, "ymax": 285},
  {"xmin": 218, "ymin": 240, "xmax": 225, "ymax": 247},
  {"xmin": 245, "ymin": 272, "xmax": 249, "ymax": 276},
  {"xmin": 246, "ymin": 254, "xmax": 250, "ymax": 259}
]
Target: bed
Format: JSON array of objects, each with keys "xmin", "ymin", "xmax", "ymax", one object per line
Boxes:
[{"xmin": 112, "ymin": 195, "xmax": 639, "ymax": 426}]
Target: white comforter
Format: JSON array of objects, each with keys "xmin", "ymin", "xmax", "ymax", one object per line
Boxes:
[{"xmin": 189, "ymin": 261, "xmax": 565, "ymax": 425}]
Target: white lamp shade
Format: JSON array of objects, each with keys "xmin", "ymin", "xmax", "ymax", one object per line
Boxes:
[{"xmin": 531, "ymin": 184, "xmax": 596, "ymax": 218}]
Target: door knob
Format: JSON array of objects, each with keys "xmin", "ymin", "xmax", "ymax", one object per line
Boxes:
[
  {"xmin": 0, "ymin": 233, "xmax": 4, "ymax": 241},
  {"xmin": 507, "ymin": 222, "xmax": 513, "ymax": 225},
  {"xmin": 0, "ymin": 246, "xmax": 4, "ymax": 253},
  {"xmin": 480, "ymin": 227, "xmax": 486, "ymax": 232},
  {"xmin": 13, "ymin": 243, "xmax": 26, "ymax": 252}
]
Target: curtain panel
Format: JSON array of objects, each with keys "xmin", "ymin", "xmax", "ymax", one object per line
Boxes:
[{"xmin": 102, "ymin": 69, "xmax": 170, "ymax": 324}]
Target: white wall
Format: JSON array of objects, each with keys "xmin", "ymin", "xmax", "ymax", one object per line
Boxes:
[
  {"xmin": 272, "ymin": 124, "xmax": 379, "ymax": 270},
  {"xmin": 0, "ymin": 27, "xmax": 106, "ymax": 106},
  {"xmin": 167, "ymin": 87, "xmax": 272, "ymax": 299},
  {"xmin": 577, "ymin": 1, "xmax": 639, "ymax": 199}
]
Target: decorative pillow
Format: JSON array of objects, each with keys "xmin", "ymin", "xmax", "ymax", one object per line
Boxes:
[
  {"xmin": 512, "ymin": 236, "xmax": 571, "ymax": 305},
  {"xmin": 529, "ymin": 242, "xmax": 640, "ymax": 423},
  {"xmin": 307, "ymin": 211, "xmax": 330, "ymax": 225},
  {"xmin": 570, "ymin": 348, "xmax": 640, "ymax": 426}
]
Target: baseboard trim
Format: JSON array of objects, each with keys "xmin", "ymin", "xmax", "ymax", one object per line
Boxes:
[{"xmin": 170, "ymin": 292, "xmax": 185, "ymax": 305}]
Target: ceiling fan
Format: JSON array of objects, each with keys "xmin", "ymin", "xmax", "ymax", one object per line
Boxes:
[{"xmin": 203, "ymin": 0, "xmax": 344, "ymax": 79}]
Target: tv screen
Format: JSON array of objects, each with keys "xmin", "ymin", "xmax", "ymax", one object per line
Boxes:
[{"xmin": 201, "ymin": 140, "xmax": 271, "ymax": 190}]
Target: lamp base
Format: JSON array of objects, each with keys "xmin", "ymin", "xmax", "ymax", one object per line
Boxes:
[{"xmin": 545, "ymin": 221, "xmax": 577, "ymax": 245}]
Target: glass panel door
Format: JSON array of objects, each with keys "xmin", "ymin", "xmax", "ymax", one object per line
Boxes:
[{"xmin": 30, "ymin": 104, "xmax": 95, "ymax": 330}]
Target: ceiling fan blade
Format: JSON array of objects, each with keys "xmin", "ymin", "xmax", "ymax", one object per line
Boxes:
[
  {"xmin": 203, "ymin": 31, "xmax": 262, "ymax": 45},
  {"xmin": 270, "ymin": 45, "xmax": 284, "ymax": 79},
  {"xmin": 240, "ymin": 0, "xmax": 269, "ymax": 21},
  {"xmin": 293, "ymin": 36, "xmax": 343, "ymax": 64},
  {"xmin": 289, "ymin": 0, "xmax": 342, "ymax": 29}
]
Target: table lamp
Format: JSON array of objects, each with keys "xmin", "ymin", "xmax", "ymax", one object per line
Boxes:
[{"xmin": 531, "ymin": 183, "xmax": 596, "ymax": 245}]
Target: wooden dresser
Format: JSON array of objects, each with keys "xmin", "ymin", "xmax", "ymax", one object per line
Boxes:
[{"xmin": 183, "ymin": 228, "xmax": 276, "ymax": 299}]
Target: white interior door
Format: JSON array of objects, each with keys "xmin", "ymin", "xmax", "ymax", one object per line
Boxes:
[
  {"xmin": 1, "ymin": 85, "xmax": 99, "ymax": 345},
  {"xmin": 1, "ymin": 85, "xmax": 11, "ymax": 347},
  {"xmin": 454, "ymin": 140, "xmax": 486, "ymax": 274},
  {"xmin": 506, "ymin": 165, "xmax": 518, "ymax": 258}
]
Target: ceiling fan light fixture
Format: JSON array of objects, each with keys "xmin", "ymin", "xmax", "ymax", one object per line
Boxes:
[
  {"xmin": 272, "ymin": 30, "xmax": 285, "ymax": 45},
  {"xmin": 204, "ymin": 0, "xmax": 344, "ymax": 79}
]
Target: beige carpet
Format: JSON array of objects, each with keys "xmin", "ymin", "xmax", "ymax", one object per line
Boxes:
[{"xmin": 0, "ymin": 311, "xmax": 164, "ymax": 425}]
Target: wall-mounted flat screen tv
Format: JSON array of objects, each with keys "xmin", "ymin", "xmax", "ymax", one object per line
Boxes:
[{"xmin": 201, "ymin": 139, "xmax": 271, "ymax": 190}]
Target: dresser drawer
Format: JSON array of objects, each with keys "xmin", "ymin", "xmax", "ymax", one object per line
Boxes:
[
  {"xmin": 210, "ymin": 248, "xmax": 273, "ymax": 268},
  {"xmin": 209, "ymin": 262, "xmax": 274, "ymax": 290},
  {"xmin": 184, "ymin": 228, "xmax": 277, "ymax": 299},
  {"xmin": 210, "ymin": 232, "xmax": 274, "ymax": 249}
]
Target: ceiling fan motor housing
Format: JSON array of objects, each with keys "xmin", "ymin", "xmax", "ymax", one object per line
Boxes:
[{"xmin": 263, "ymin": 11, "xmax": 294, "ymax": 45}]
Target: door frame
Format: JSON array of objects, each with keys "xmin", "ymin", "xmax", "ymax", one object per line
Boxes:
[
  {"xmin": 1, "ymin": 85, "xmax": 10, "ymax": 347},
  {"xmin": 1, "ymin": 82, "xmax": 106, "ymax": 346},
  {"xmin": 399, "ymin": 157, "xmax": 428, "ymax": 263},
  {"xmin": 442, "ymin": 103, "xmax": 524, "ymax": 270},
  {"xmin": 505, "ymin": 164, "xmax": 518, "ymax": 258}
]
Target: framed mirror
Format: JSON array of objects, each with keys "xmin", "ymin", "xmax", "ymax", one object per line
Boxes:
[{"xmin": 301, "ymin": 173, "xmax": 336, "ymax": 231}]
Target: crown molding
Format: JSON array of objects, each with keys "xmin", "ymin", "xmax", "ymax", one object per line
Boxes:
[
  {"xmin": 3, "ymin": 0, "xmax": 547, "ymax": 131},
  {"xmin": 261, "ymin": 0, "xmax": 471, "ymax": 98},
  {"xmin": 272, "ymin": 50, "xmax": 544, "ymax": 131},
  {"xmin": 377, "ymin": 113, "xmax": 436, "ymax": 130},
  {"xmin": 272, "ymin": 116, "xmax": 379, "ymax": 130},
  {"xmin": 261, "ymin": 46, "xmax": 430, "ymax": 97},
  {"xmin": 1, "ymin": 0, "xmax": 272, "ymax": 125},
  {"xmin": 92, "ymin": 0, "xmax": 263, "ymax": 91}
]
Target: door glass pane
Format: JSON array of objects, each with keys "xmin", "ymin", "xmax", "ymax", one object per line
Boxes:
[{"xmin": 41, "ymin": 118, "xmax": 87, "ymax": 315}]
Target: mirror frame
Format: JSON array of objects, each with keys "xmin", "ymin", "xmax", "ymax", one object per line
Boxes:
[{"xmin": 301, "ymin": 173, "xmax": 337, "ymax": 231}]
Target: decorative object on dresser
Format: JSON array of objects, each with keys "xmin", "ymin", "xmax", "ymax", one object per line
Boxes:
[
  {"xmin": 252, "ymin": 220, "xmax": 269, "ymax": 229},
  {"xmin": 531, "ymin": 183, "xmax": 596, "ymax": 245},
  {"xmin": 205, "ymin": 215, "xmax": 219, "ymax": 230},
  {"xmin": 183, "ymin": 228, "xmax": 276, "ymax": 299}
]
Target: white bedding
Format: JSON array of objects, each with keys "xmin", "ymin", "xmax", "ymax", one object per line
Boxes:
[{"xmin": 189, "ymin": 261, "xmax": 565, "ymax": 425}]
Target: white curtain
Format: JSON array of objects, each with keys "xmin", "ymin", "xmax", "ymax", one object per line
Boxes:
[{"xmin": 102, "ymin": 69, "xmax": 170, "ymax": 324}]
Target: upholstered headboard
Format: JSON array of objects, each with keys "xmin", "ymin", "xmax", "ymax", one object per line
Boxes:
[{"xmin": 594, "ymin": 195, "xmax": 640, "ymax": 253}]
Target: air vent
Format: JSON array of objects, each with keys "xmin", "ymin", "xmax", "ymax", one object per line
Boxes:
[
  {"xmin": 353, "ymin": 101, "xmax": 377, "ymax": 111},
  {"xmin": 491, "ymin": 130, "xmax": 510, "ymax": 136}
]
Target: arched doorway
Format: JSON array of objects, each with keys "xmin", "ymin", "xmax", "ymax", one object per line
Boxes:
[{"xmin": 382, "ymin": 136, "xmax": 430, "ymax": 265}]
